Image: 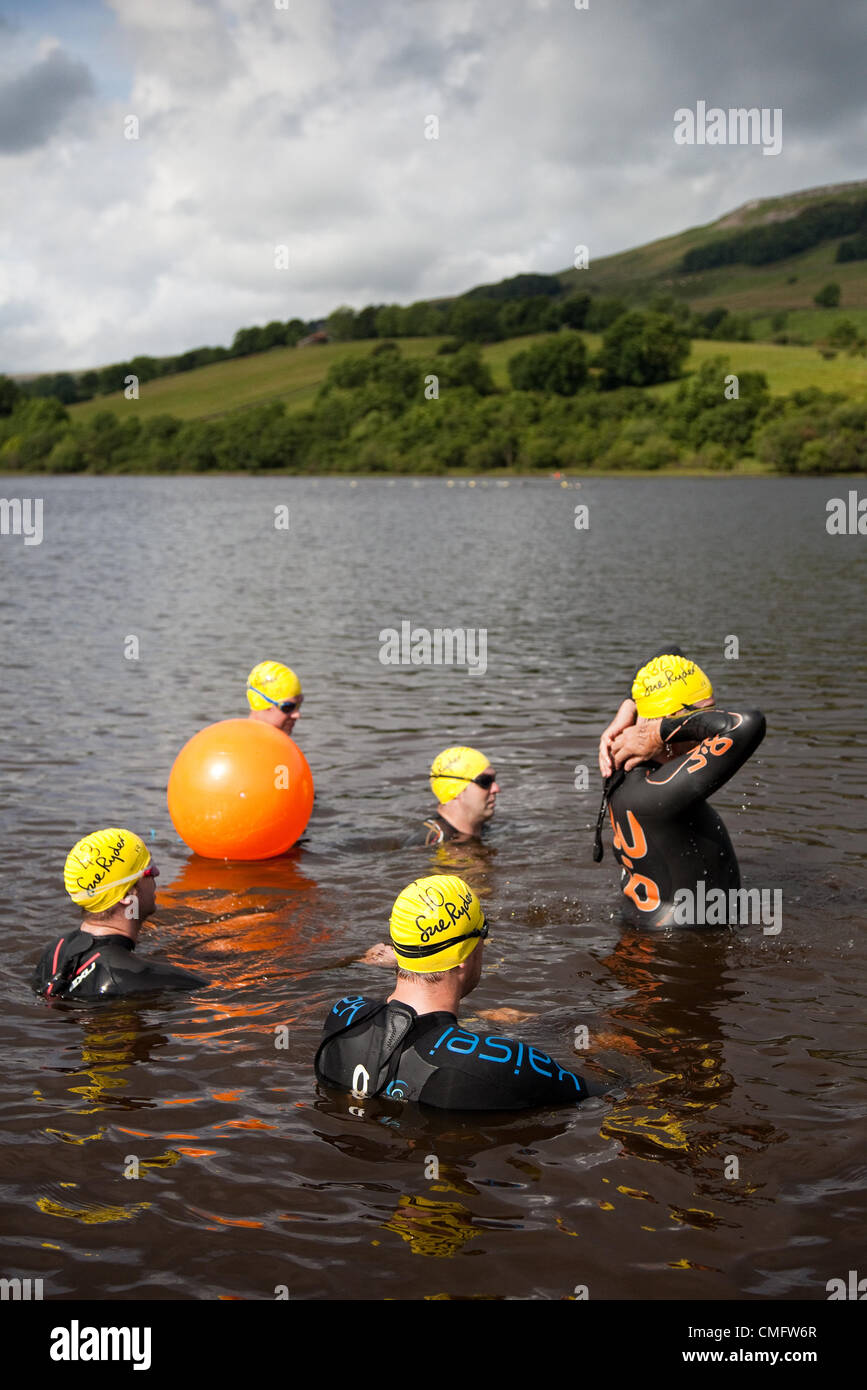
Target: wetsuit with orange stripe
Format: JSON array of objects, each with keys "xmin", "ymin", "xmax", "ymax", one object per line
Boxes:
[
  {"xmin": 32, "ymin": 928, "xmax": 206, "ymax": 1001},
  {"xmin": 608, "ymin": 707, "xmax": 766, "ymax": 928}
]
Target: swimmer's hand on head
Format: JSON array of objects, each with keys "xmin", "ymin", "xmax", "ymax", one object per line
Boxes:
[
  {"xmin": 599, "ymin": 698, "xmax": 638, "ymax": 777},
  {"xmin": 611, "ymin": 718, "xmax": 666, "ymax": 772}
]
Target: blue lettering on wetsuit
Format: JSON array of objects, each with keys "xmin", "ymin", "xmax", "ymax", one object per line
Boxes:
[
  {"xmin": 424, "ymin": 1027, "xmax": 584, "ymax": 1094},
  {"xmin": 333, "ymin": 995, "xmax": 367, "ymax": 1027},
  {"xmin": 528, "ymin": 1048, "xmax": 553, "ymax": 1078},
  {"xmin": 555, "ymin": 1064, "xmax": 582, "ymax": 1092}
]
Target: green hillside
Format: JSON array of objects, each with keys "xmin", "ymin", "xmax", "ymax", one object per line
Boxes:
[
  {"xmin": 68, "ymin": 338, "xmax": 447, "ymax": 424},
  {"xmin": 66, "ymin": 326, "xmax": 866, "ymax": 428},
  {"xmin": 555, "ymin": 179, "xmax": 867, "ymax": 317}
]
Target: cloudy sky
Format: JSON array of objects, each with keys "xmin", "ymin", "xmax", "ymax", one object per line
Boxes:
[{"xmin": 1, "ymin": 0, "xmax": 865, "ymax": 373}]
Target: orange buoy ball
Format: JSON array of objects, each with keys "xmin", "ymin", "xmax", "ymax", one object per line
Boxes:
[{"xmin": 167, "ymin": 719, "xmax": 314, "ymax": 860}]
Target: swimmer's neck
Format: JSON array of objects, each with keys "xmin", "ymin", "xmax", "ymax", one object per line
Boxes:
[
  {"xmin": 388, "ymin": 974, "xmax": 464, "ymax": 1018},
  {"xmin": 436, "ymin": 802, "xmax": 484, "ymax": 838},
  {"xmin": 80, "ymin": 912, "xmax": 143, "ymax": 944}
]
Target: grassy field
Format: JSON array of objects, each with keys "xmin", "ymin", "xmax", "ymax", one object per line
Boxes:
[
  {"xmin": 66, "ymin": 327, "xmax": 866, "ymax": 427},
  {"xmin": 67, "ymin": 337, "xmax": 450, "ymax": 424},
  {"xmin": 651, "ymin": 337, "xmax": 867, "ymax": 398}
]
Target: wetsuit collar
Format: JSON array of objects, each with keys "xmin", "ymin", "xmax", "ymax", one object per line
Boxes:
[{"xmin": 75, "ymin": 928, "xmax": 135, "ymax": 952}]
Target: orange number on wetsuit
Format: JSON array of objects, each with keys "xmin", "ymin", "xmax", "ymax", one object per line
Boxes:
[
  {"xmin": 686, "ymin": 734, "xmax": 733, "ymax": 774},
  {"xmin": 609, "ymin": 808, "xmax": 661, "ymax": 912},
  {"xmin": 623, "ymin": 872, "xmax": 660, "ymax": 913},
  {"xmin": 705, "ymin": 735, "xmax": 733, "ymax": 757},
  {"xmin": 608, "ymin": 807, "xmax": 648, "ymax": 859}
]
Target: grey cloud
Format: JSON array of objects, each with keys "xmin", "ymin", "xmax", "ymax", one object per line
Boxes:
[{"xmin": 0, "ymin": 48, "xmax": 94, "ymax": 153}]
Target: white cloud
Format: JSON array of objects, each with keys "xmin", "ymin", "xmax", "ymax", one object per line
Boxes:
[{"xmin": 1, "ymin": 0, "xmax": 865, "ymax": 372}]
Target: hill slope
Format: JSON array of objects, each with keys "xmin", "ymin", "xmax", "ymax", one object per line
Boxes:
[{"xmin": 555, "ymin": 179, "xmax": 867, "ymax": 314}]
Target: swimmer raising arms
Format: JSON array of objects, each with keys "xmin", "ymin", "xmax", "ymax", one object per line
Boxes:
[{"xmin": 595, "ymin": 654, "xmax": 766, "ymax": 928}]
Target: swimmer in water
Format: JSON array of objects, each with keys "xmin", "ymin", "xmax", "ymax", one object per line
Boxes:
[
  {"xmin": 593, "ymin": 653, "xmax": 766, "ymax": 928},
  {"xmin": 33, "ymin": 828, "xmax": 208, "ymax": 1001},
  {"xmin": 402, "ymin": 746, "xmax": 499, "ymax": 847},
  {"xmin": 246, "ymin": 660, "xmax": 303, "ymax": 737},
  {"xmin": 316, "ymin": 875, "xmax": 609, "ymax": 1110}
]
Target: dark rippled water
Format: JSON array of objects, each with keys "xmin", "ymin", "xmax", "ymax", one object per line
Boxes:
[{"xmin": 0, "ymin": 475, "xmax": 864, "ymax": 1301}]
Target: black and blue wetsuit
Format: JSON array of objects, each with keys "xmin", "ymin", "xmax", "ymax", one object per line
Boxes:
[
  {"xmin": 33, "ymin": 928, "xmax": 207, "ymax": 1001},
  {"xmin": 315, "ymin": 995, "xmax": 607, "ymax": 1110},
  {"xmin": 607, "ymin": 706, "xmax": 766, "ymax": 928}
]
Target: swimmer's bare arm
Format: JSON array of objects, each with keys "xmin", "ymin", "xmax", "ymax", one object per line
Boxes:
[
  {"xmin": 358, "ymin": 942, "xmax": 397, "ymax": 967},
  {"xmin": 599, "ymin": 699, "xmax": 637, "ymax": 777}
]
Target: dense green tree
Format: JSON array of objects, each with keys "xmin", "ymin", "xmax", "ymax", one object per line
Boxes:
[
  {"xmin": 231, "ymin": 325, "xmax": 266, "ymax": 356},
  {"xmin": 463, "ymin": 272, "xmax": 561, "ymax": 302},
  {"xmin": 429, "ymin": 344, "xmax": 496, "ymax": 395},
  {"xmin": 284, "ymin": 318, "xmax": 307, "ymax": 346},
  {"xmin": 374, "ymin": 305, "xmax": 403, "ymax": 337},
  {"xmin": 447, "ymin": 297, "xmax": 502, "ymax": 342},
  {"xmin": 814, "ymin": 282, "xmax": 841, "ymax": 308},
  {"xmin": 29, "ymin": 372, "xmax": 79, "ymax": 404},
  {"xmin": 598, "ymin": 312, "xmax": 690, "ymax": 388},
  {"xmin": 669, "ymin": 355, "xmax": 770, "ymax": 452},
  {"xmin": 507, "ymin": 332, "xmax": 588, "ymax": 395},
  {"xmin": 353, "ymin": 305, "xmax": 380, "ymax": 339},
  {"xmin": 826, "ymin": 319, "xmax": 860, "ymax": 348},
  {"xmin": 560, "ymin": 293, "xmax": 592, "ymax": 330},
  {"xmin": 98, "ymin": 362, "xmax": 134, "ymax": 395},
  {"xmin": 0, "ymin": 374, "xmax": 22, "ymax": 416},
  {"xmin": 127, "ymin": 355, "xmax": 160, "ymax": 383},
  {"xmin": 585, "ymin": 297, "xmax": 628, "ymax": 331},
  {"xmin": 836, "ymin": 233, "xmax": 867, "ymax": 262},
  {"xmin": 326, "ymin": 306, "xmax": 357, "ymax": 341}
]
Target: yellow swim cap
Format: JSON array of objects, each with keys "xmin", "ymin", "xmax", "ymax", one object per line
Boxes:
[
  {"xmin": 631, "ymin": 654, "xmax": 713, "ymax": 718},
  {"xmin": 389, "ymin": 875, "xmax": 487, "ymax": 974},
  {"xmin": 64, "ymin": 828, "xmax": 151, "ymax": 914},
  {"xmin": 430, "ymin": 747, "xmax": 491, "ymax": 804},
  {"xmin": 246, "ymin": 660, "xmax": 302, "ymax": 711}
]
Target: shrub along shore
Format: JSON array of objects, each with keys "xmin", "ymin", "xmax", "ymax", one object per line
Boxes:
[{"xmin": 2, "ymin": 318, "xmax": 866, "ymax": 477}]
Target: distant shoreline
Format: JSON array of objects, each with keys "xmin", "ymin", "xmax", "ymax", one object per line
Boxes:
[{"xmin": 1, "ymin": 466, "xmax": 864, "ymax": 480}]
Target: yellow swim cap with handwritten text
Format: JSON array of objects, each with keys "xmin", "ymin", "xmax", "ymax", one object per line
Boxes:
[
  {"xmin": 64, "ymin": 828, "xmax": 151, "ymax": 913},
  {"xmin": 631, "ymin": 654, "xmax": 713, "ymax": 718},
  {"xmin": 246, "ymin": 660, "xmax": 302, "ymax": 710},
  {"xmin": 430, "ymin": 747, "xmax": 491, "ymax": 805},
  {"xmin": 389, "ymin": 875, "xmax": 486, "ymax": 974}
]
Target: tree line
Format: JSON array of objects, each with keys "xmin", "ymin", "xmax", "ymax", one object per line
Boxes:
[
  {"xmin": 2, "ymin": 312, "xmax": 863, "ymax": 476},
  {"xmin": 18, "ymin": 265, "xmax": 758, "ymax": 410},
  {"xmin": 680, "ymin": 195, "xmax": 867, "ymax": 272}
]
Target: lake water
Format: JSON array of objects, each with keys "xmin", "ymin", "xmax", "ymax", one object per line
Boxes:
[{"xmin": 0, "ymin": 474, "xmax": 864, "ymax": 1300}]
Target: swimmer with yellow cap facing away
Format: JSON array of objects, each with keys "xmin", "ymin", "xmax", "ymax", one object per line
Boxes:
[
  {"xmin": 246, "ymin": 660, "xmax": 303, "ymax": 737},
  {"xmin": 403, "ymin": 746, "xmax": 499, "ymax": 847},
  {"xmin": 32, "ymin": 828, "xmax": 207, "ymax": 1001},
  {"xmin": 315, "ymin": 875, "xmax": 609, "ymax": 1110},
  {"xmin": 593, "ymin": 650, "xmax": 766, "ymax": 930}
]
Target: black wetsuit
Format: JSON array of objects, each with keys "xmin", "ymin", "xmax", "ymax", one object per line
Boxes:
[
  {"xmin": 315, "ymin": 995, "xmax": 606, "ymax": 1110},
  {"xmin": 402, "ymin": 813, "xmax": 464, "ymax": 848},
  {"xmin": 32, "ymin": 929, "xmax": 207, "ymax": 1001},
  {"xmin": 608, "ymin": 707, "xmax": 766, "ymax": 928}
]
